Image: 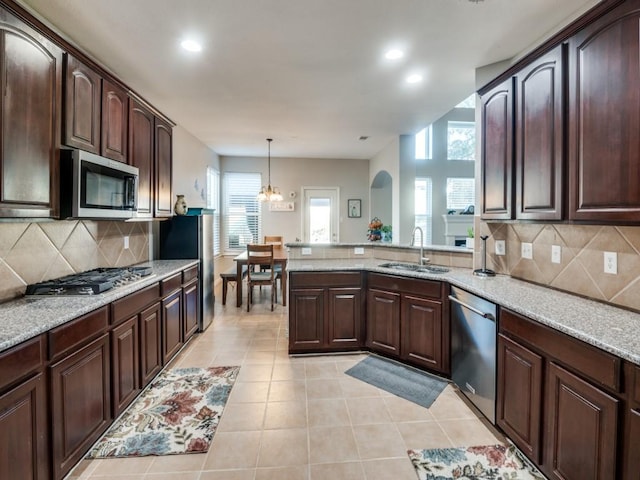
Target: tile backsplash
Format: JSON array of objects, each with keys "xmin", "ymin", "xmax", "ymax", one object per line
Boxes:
[
  {"xmin": 0, "ymin": 220, "xmax": 149, "ymax": 302},
  {"xmin": 476, "ymin": 220, "xmax": 640, "ymax": 312}
]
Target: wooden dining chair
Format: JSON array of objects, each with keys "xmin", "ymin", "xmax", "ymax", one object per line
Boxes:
[
  {"xmin": 262, "ymin": 236, "xmax": 284, "ymax": 289},
  {"xmin": 246, "ymin": 244, "xmax": 277, "ymax": 311}
]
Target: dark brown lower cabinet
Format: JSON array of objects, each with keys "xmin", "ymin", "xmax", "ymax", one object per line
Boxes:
[
  {"xmin": 545, "ymin": 362, "xmax": 618, "ymax": 480},
  {"xmin": 327, "ymin": 288, "xmax": 362, "ymax": 349},
  {"xmin": 289, "ymin": 288, "xmax": 324, "ymax": 351},
  {"xmin": 111, "ymin": 316, "xmax": 140, "ymax": 417},
  {"xmin": 626, "ymin": 408, "xmax": 640, "ymax": 479},
  {"xmin": 140, "ymin": 302, "xmax": 163, "ymax": 385},
  {"xmin": 401, "ymin": 294, "xmax": 444, "ymax": 372},
  {"xmin": 0, "ymin": 372, "xmax": 48, "ymax": 480},
  {"xmin": 366, "ymin": 288, "xmax": 401, "ymax": 355},
  {"xmin": 183, "ymin": 279, "xmax": 199, "ymax": 342},
  {"xmin": 162, "ymin": 290, "xmax": 183, "ymax": 364},
  {"xmin": 497, "ymin": 333, "xmax": 543, "ymax": 463},
  {"xmin": 50, "ymin": 333, "xmax": 111, "ymax": 480}
]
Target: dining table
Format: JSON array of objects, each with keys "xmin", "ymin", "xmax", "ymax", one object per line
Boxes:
[{"xmin": 233, "ymin": 247, "xmax": 288, "ymax": 308}]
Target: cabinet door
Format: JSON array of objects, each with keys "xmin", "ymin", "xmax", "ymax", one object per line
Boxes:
[
  {"xmin": 289, "ymin": 288, "xmax": 325, "ymax": 352},
  {"xmin": 0, "ymin": 373, "xmax": 48, "ymax": 480},
  {"xmin": 480, "ymin": 78, "xmax": 514, "ymax": 220},
  {"xmin": 515, "ymin": 45, "xmax": 564, "ymax": 220},
  {"xmin": 183, "ymin": 279, "xmax": 199, "ymax": 341},
  {"xmin": 1, "ymin": 22, "xmax": 62, "ymax": 217},
  {"xmin": 140, "ymin": 302, "xmax": 162, "ymax": 386},
  {"xmin": 496, "ymin": 334, "xmax": 543, "ymax": 463},
  {"xmin": 626, "ymin": 409, "xmax": 640, "ymax": 480},
  {"xmin": 154, "ymin": 116, "xmax": 173, "ymax": 217},
  {"xmin": 366, "ymin": 288, "xmax": 400, "ymax": 356},
  {"xmin": 162, "ymin": 290, "xmax": 183, "ymax": 365},
  {"xmin": 327, "ymin": 287, "xmax": 362, "ymax": 349},
  {"xmin": 101, "ymin": 78, "xmax": 128, "ymax": 162},
  {"xmin": 568, "ymin": 2, "xmax": 640, "ymax": 221},
  {"xmin": 63, "ymin": 53, "xmax": 100, "ymax": 153},
  {"xmin": 545, "ymin": 362, "xmax": 618, "ymax": 480},
  {"xmin": 129, "ymin": 99, "xmax": 154, "ymax": 217},
  {"xmin": 50, "ymin": 333, "xmax": 111, "ymax": 480},
  {"xmin": 111, "ymin": 316, "xmax": 140, "ymax": 417},
  {"xmin": 400, "ymin": 294, "xmax": 443, "ymax": 372}
]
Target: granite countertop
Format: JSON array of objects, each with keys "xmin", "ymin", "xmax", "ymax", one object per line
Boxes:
[
  {"xmin": 288, "ymin": 258, "xmax": 640, "ymax": 366},
  {"xmin": 0, "ymin": 259, "xmax": 198, "ymax": 354},
  {"xmin": 285, "ymin": 242, "xmax": 473, "ymax": 254}
]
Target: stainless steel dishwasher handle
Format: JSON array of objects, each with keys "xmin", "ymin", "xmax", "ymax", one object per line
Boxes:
[{"xmin": 448, "ymin": 295, "xmax": 496, "ymax": 321}]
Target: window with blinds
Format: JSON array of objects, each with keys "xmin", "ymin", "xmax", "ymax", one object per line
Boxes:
[
  {"xmin": 446, "ymin": 177, "xmax": 475, "ymax": 210},
  {"xmin": 414, "ymin": 177, "xmax": 433, "ymax": 244},
  {"xmin": 223, "ymin": 172, "xmax": 262, "ymax": 253},
  {"xmin": 206, "ymin": 167, "xmax": 221, "ymax": 256}
]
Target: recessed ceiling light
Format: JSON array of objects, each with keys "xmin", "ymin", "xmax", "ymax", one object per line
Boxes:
[
  {"xmin": 384, "ymin": 49, "xmax": 404, "ymax": 60},
  {"xmin": 181, "ymin": 39, "xmax": 202, "ymax": 52},
  {"xmin": 406, "ymin": 74, "xmax": 423, "ymax": 84}
]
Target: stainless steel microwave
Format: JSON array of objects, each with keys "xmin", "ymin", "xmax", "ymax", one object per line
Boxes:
[{"xmin": 60, "ymin": 149, "xmax": 139, "ymax": 219}]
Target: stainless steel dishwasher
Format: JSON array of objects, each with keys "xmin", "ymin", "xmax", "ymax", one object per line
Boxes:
[{"xmin": 449, "ymin": 286, "xmax": 498, "ymax": 424}]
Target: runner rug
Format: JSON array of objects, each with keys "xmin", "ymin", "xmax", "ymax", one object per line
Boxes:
[
  {"xmin": 407, "ymin": 444, "xmax": 546, "ymax": 480},
  {"xmin": 87, "ymin": 366, "xmax": 239, "ymax": 458},
  {"xmin": 345, "ymin": 354, "xmax": 448, "ymax": 408}
]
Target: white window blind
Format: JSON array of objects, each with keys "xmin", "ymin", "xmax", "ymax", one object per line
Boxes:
[
  {"xmin": 414, "ymin": 177, "xmax": 433, "ymax": 244},
  {"xmin": 206, "ymin": 167, "xmax": 221, "ymax": 256},
  {"xmin": 223, "ymin": 172, "xmax": 262, "ymax": 253},
  {"xmin": 446, "ymin": 177, "xmax": 475, "ymax": 210}
]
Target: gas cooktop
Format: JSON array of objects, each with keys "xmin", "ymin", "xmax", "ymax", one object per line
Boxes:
[{"xmin": 25, "ymin": 266, "xmax": 153, "ymax": 296}]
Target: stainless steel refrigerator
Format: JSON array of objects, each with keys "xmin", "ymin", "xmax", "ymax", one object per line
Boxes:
[{"xmin": 159, "ymin": 209, "xmax": 214, "ymax": 331}]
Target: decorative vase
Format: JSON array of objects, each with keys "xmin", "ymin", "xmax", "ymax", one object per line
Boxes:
[
  {"xmin": 466, "ymin": 237, "xmax": 474, "ymax": 249},
  {"xmin": 174, "ymin": 195, "xmax": 188, "ymax": 216}
]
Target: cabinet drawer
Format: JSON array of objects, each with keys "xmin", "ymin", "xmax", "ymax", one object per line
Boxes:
[
  {"xmin": 161, "ymin": 273, "xmax": 182, "ymax": 296},
  {"xmin": 501, "ymin": 308, "xmax": 621, "ymax": 391},
  {"xmin": 290, "ymin": 271, "xmax": 362, "ymax": 288},
  {"xmin": 368, "ymin": 273, "xmax": 442, "ymax": 299},
  {"xmin": 0, "ymin": 335, "xmax": 45, "ymax": 391},
  {"xmin": 49, "ymin": 306, "xmax": 109, "ymax": 361},
  {"xmin": 182, "ymin": 265, "xmax": 199, "ymax": 283},
  {"xmin": 111, "ymin": 283, "xmax": 160, "ymax": 325}
]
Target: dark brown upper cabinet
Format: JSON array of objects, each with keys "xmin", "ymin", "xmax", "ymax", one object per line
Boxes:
[
  {"xmin": 0, "ymin": 12, "xmax": 62, "ymax": 219},
  {"xmin": 128, "ymin": 98, "xmax": 154, "ymax": 217},
  {"xmin": 568, "ymin": 0, "xmax": 640, "ymax": 222},
  {"xmin": 64, "ymin": 54, "xmax": 128, "ymax": 162},
  {"xmin": 515, "ymin": 45, "xmax": 564, "ymax": 220},
  {"xmin": 480, "ymin": 78, "xmax": 514, "ymax": 220},
  {"xmin": 154, "ymin": 116, "xmax": 173, "ymax": 217}
]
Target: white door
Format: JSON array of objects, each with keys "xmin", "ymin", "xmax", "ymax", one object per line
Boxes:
[{"xmin": 302, "ymin": 187, "xmax": 339, "ymax": 243}]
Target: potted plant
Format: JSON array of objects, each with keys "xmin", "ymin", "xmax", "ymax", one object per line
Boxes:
[
  {"xmin": 381, "ymin": 225, "xmax": 392, "ymax": 242},
  {"xmin": 466, "ymin": 227, "xmax": 474, "ymax": 249}
]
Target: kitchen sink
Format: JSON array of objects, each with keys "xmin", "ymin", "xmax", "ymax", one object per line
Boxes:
[{"xmin": 378, "ymin": 262, "xmax": 449, "ymax": 274}]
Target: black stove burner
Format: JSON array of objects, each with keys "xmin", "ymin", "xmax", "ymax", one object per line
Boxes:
[{"xmin": 25, "ymin": 266, "xmax": 153, "ymax": 296}]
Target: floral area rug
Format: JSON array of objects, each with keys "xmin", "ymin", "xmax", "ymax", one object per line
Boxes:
[
  {"xmin": 87, "ymin": 366, "xmax": 239, "ymax": 458},
  {"xmin": 407, "ymin": 444, "xmax": 546, "ymax": 480}
]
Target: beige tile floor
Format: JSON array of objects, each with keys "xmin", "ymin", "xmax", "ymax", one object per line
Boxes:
[{"xmin": 68, "ymin": 285, "xmax": 504, "ymax": 480}]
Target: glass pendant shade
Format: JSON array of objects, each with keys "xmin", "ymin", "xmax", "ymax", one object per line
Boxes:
[{"xmin": 257, "ymin": 138, "xmax": 282, "ymax": 202}]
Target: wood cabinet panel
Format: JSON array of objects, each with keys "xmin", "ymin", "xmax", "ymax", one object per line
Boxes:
[
  {"xmin": 0, "ymin": 335, "xmax": 45, "ymax": 390},
  {"xmin": 111, "ymin": 282, "xmax": 160, "ymax": 326},
  {"xmin": 50, "ymin": 333, "xmax": 111, "ymax": 480},
  {"xmin": 0, "ymin": 372, "xmax": 48, "ymax": 480},
  {"xmin": 63, "ymin": 53, "xmax": 100, "ymax": 153},
  {"xmin": 111, "ymin": 316, "xmax": 140, "ymax": 417},
  {"xmin": 162, "ymin": 290, "xmax": 183, "ymax": 365},
  {"xmin": 545, "ymin": 362, "xmax": 618, "ymax": 480},
  {"xmin": 183, "ymin": 279, "xmax": 199, "ymax": 341},
  {"xmin": 140, "ymin": 302, "xmax": 162, "ymax": 385},
  {"xmin": 154, "ymin": 117, "xmax": 173, "ymax": 217},
  {"xmin": 101, "ymin": 78, "xmax": 128, "ymax": 162},
  {"xmin": 366, "ymin": 288, "xmax": 401, "ymax": 355},
  {"xmin": 289, "ymin": 288, "xmax": 324, "ymax": 352},
  {"xmin": 327, "ymin": 287, "xmax": 362, "ymax": 349},
  {"xmin": 568, "ymin": 1, "xmax": 640, "ymax": 221},
  {"xmin": 515, "ymin": 45, "xmax": 564, "ymax": 220},
  {"xmin": 626, "ymin": 408, "xmax": 640, "ymax": 480},
  {"xmin": 400, "ymin": 294, "xmax": 443, "ymax": 372},
  {"xmin": 497, "ymin": 334, "xmax": 543, "ymax": 463},
  {"xmin": 128, "ymin": 99, "xmax": 154, "ymax": 217},
  {"xmin": 49, "ymin": 306, "xmax": 109, "ymax": 361},
  {"xmin": 480, "ymin": 78, "xmax": 513, "ymax": 220}
]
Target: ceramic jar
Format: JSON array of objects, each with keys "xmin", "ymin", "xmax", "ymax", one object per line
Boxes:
[{"xmin": 174, "ymin": 195, "xmax": 188, "ymax": 215}]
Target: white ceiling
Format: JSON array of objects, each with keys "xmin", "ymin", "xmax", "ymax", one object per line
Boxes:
[{"xmin": 21, "ymin": 0, "xmax": 598, "ymax": 159}]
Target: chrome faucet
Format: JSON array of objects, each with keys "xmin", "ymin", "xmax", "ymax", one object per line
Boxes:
[{"xmin": 410, "ymin": 226, "xmax": 429, "ymax": 265}]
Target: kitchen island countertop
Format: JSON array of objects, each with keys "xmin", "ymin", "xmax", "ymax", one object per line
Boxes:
[
  {"xmin": 289, "ymin": 258, "xmax": 640, "ymax": 366},
  {"xmin": 0, "ymin": 259, "xmax": 198, "ymax": 354}
]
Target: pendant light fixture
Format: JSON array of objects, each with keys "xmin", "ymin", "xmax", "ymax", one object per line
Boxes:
[{"xmin": 257, "ymin": 138, "xmax": 283, "ymax": 202}]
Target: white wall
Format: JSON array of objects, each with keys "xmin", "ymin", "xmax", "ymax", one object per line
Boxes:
[
  {"xmin": 172, "ymin": 125, "xmax": 220, "ymax": 209},
  {"xmin": 220, "ymin": 155, "xmax": 370, "ymax": 244},
  {"xmin": 369, "ymin": 138, "xmax": 400, "ymax": 241}
]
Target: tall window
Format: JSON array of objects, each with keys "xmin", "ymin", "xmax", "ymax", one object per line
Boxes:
[
  {"xmin": 223, "ymin": 172, "xmax": 262, "ymax": 253},
  {"xmin": 447, "ymin": 121, "xmax": 475, "ymax": 161},
  {"xmin": 446, "ymin": 177, "xmax": 475, "ymax": 210},
  {"xmin": 415, "ymin": 125, "xmax": 433, "ymax": 160},
  {"xmin": 414, "ymin": 178, "xmax": 433, "ymax": 244},
  {"xmin": 206, "ymin": 167, "xmax": 221, "ymax": 256}
]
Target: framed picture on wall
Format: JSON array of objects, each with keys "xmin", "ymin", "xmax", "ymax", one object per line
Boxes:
[{"xmin": 348, "ymin": 199, "xmax": 361, "ymax": 218}]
